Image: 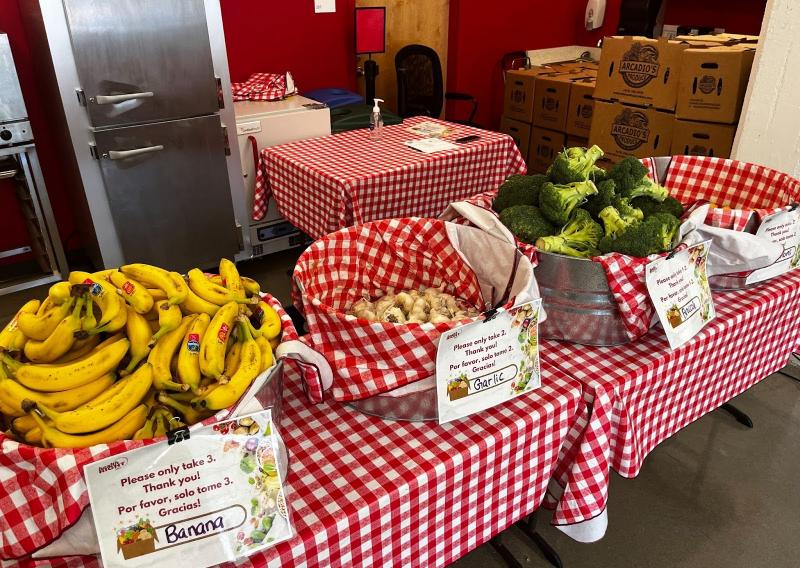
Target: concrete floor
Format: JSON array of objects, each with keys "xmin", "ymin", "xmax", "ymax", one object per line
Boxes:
[{"xmin": 2, "ymin": 254, "xmax": 799, "ymax": 567}]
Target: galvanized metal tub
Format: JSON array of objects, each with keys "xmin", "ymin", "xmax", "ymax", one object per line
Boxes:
[{"xmin": 536, "ymin": 251, "xmax": 636, "ymax": 346}]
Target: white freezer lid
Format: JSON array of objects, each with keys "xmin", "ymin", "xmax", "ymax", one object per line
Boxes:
[{"xmin": 233, "ymin": 95, "xmax": 325, "ymax": 122}]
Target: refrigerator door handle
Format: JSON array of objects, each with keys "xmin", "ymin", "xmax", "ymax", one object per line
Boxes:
[
  {"xmin": 94, "ymin": 91, "xmax": 154, "ymax": 105},
  {"xmin": 106, "ymin": 145, "xmax": 164, "ymax": 160}
]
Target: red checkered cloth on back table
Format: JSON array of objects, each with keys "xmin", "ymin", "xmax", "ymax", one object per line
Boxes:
[
  {"xmin": 20, "ymin": 369, "xmax": 585, "ymax": 568},
  {"xmin": 230, "ymin": 72, "xmax": 289, "ymax": 102},
  {"xmin": 0, "ymin": 295, "xmax": 297, "ymax": 561},
  {"xmin": 543, "ymin": 269, "xmax": 800, "ymax": 526},
  {"xmin": 252, "ymin": 116, "xmax": 527, "ymax": 231},
  {"xmin": 293, "ymin": 218, "xmax": 487, "ymax": 401}
]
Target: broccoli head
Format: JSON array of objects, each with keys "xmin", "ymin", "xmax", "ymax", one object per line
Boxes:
[
  {"xmin": 584, "ymin": 179, "xmax": 617, "ymax": 219},
  {"xmin": 539, "ymin": 180, "xmax": 599, "ymax": 226},
  {"xmin": 598, "ymin": 212, "xmax": 681, "ymax": 257},
  {"xmin": 612, "ymin": 196, "xmax": 644, "ymax": 222},
  {"xmin": 608, "ymin": 156, "xmax": 649, "ymax": 193},
  {"xmin": 590, "ymin": 165, "xmax": 609, "ymax": 183},
  {"xmin": 492, "ymin": 174, "xmax": 549, "ymax": 212},
  {"xmin": 622, "ymin": 176, "xmax": 669, "ymax": 202},
  {"xmin": 536, "ymin": 209, "xmax": 603, "ymax": 258},
  {"xmin": 547, "ymin": 145, "xmax": 605, "ymax": 184},
  {"xmin": 499, "ymin": 205, "xmax": 557, "ymax": 244},
  {"xmin": 599, "ymin": 206, "xmax": 638, "ymax": 238},
  {"xmin": 632, "ymin": 195, "xmax": 685, "ymax": 218}
]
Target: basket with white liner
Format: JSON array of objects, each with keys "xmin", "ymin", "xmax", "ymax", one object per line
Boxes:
[
  {"xmin": 279, "ymin": 217, "xmax": 540, "ymax": 421},
  {"xmin": 442, "ymin": 149, "xmax": 795, "ymax": 345}
]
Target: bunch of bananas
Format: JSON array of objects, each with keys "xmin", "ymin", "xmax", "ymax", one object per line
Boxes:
[{"xmin": 0, "ymin": 259, "xmax": 282, "ymax": 449}]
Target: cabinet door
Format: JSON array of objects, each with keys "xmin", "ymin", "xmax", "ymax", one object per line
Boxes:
[
  {"xmin": 64, "ymin": 0, "xmax": 218, "ymax": 127},
  {"xmin": 93, "ymin": 115, "xmax": 238, "ymax": 270}
]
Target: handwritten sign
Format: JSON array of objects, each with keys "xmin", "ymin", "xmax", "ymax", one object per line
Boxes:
[
  {"xmin": 646, "ymin": 241, "xmax": 716, "ymax": 349},
  {"xmin": 436, "ymin": 299, "xmax": 542, "ymax": 424},
  {"xmin": 746, "ymin": 208, "xmax": 800, "ymax": 284},
  {"xmin": 84, "ymin": 410, "xmax": 292, "ymax": 568}
]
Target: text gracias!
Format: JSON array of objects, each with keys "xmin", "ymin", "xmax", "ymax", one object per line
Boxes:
[
  {"xmin": 447, "ymin": 331, "xmax": 515, "ymax": 390},
  {"xmin": 107, "ymin": 456, "xmax": 231, "ymax": 544}
]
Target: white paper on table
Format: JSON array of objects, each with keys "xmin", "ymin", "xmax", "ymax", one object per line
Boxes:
[
  {"xmin": 436, "ymin": 299, "xmax": 542, "ymax": 424},
  {"xmin": 746, "ymin": 208, "xmax": 800, "ymax": 284},
  {"xmin": 314, "ymin": 0, "xmax": 335, "ymax": 13},
  {"xmin": 406, "ymin": 121, "xmax": 453, "ymax": 138},
  {"xmin": 405, "ymin": 137, "xmax": 459, "ymax": 153}
]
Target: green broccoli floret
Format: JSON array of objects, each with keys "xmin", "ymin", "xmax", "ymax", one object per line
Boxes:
[
  {"xmin": 547, "ymin": 145, "xmax": 605, "ymax": 184},
  {"xmin": 583, "ymin": 179, "xmax": 617, "ymax": 219},
  {"xmin": 499, "ymin": 205, "xmax": 557, "ymax": 244},
  {"xmin": 612, "ymin": 196, "xmax": 644, "ymax": 221},
  {"xmin": 590, "ymin": 166, "xmax": 609, "ymax": 183},
  {"xmin": 632, "ymin": 196, "xmax": 685, "ymax": 218},
  {"xmin": 598, "ymin": 213, "xmax": 681, "ymax": 257},
  {"xmin": 598, "ymin": 206, "xmax": 638, "ymax": 238},
  {"xmin": 536, "ymin": 209, "xmax": 603, "ymax": 258},
  {"xmin": 539, "ymin": 180, "xmax": 599, "ymax": 226},
  {"xmin": 608, "ymin": 156, "xmax": 649, "ymax": 193},
  {"xmin": 492, "ymin": 174, "xmax": 549, "ymax": 212},
  {"xmin": 623, "ymin": 176, "xmax": 669, "ymax": 202}
]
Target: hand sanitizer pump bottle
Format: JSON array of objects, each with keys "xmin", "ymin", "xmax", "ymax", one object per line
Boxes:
[{"xmin": 369, "ymin": 98, "xmax": 385, "ymax": 140}]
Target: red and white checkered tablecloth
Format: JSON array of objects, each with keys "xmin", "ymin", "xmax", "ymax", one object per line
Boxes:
[
  {"xmin": 543, "ymin": 269, "xmax": 800, "ymax": 530},
  {"xmin": 15, "ymin": 369, "xmax": 583, "ymax": 567},
  {"xmin": 253, "ymin": 117, "xmax": 527, "ymax": 236}
]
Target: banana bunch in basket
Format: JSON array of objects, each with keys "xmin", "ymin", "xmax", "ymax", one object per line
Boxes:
[{"xmin": 0, "ymin": 259, "xmax": 282, "ymax": 449}]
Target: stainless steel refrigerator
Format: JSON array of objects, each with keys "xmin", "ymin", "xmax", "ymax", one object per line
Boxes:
[{"xmin": 21, "ymin": 0, "xmax": 250, "ymax": 271}]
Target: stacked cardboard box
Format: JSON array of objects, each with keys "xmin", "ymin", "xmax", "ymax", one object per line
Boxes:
[
  {"xmin": 501, "ymin": 60, "xmax": 599, "ymax": 173},
  {"xmin": 589, "ymin": 36, "xmax": 756, "ymax": 162}
]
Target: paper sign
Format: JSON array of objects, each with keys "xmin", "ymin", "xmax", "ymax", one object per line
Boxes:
[
  {"xmin": 84, "ymin": 410, "xmax": 292, "ymax": 568},
  {"xmin": 407, "ymin": 121, "xmax": 453, "ymax": 138},
  {"xmin": 405, "ymin": 138, "xmax": 460, "ymax": 154},
  {"xmin": 314, "ymin": 0, "xmax": 335, "ymax": 13},
  {"xmin": 646, "ymin": 241, "xmax": 716, "ymax": 349},
  {"xmin": 746, "ymin": 208, "xmax": 800, "ymax": 284},
  {"xmin": 436, "ymin": 300, "xmax": 542, "ymax": 424}
]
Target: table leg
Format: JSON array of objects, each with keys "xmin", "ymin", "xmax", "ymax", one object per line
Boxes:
[
  {"xmin": 514, "ymin": 511, "xmax": 564, "ymax": 568},
  {"xmin": 720, "ymin": 403, "xmax": 754, "ymax": 428},
  {"xmin": 777, "ymin": 353, "xmax": 800, "ymax": 382},
  {"xmin": 489, "ymin": 533, "xmax": 524, "ymax": 568}
]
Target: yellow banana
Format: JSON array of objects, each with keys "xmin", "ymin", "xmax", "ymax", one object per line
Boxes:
[
  {"xmin": 23, "ymin": 298, "xmax": 84, "ymax": 363},
  {"xmin": 133, "ymin": 411, "xmax": 157, "ymax": 440},
  {"xmin": 253, "ymin": 300, "xmax": 282, "ymax": 340},
  {"xmin": 150, "ymin": 300, "xmax": 182, "ymax": 346},
  {"xmin": 223, "ymin": 339, "xmax": 243, "ymax": 380},
  {"xmin": 187, "ymin": 269, "xmax": 256, "ymax": 306},
  {"xmin": 47, "ymin": 282, "xmax": 73, "ymax": 305},
  {"xmin": 180, "ymin": 287, "xmax": 220, "ymax": 317},
  {"xmin": 120, "ymin": 264, "xmax": 187, "ymax": 305},
  {"xmin": 157, "ymin": 392, "xmax": 210, "ymax": 425},
  {"xmin": 207, "ymin": 274, "xmax": 225, "ymax": 286},
  {"xmin": 241, "ymin": 277, "xmax": 261, "ymax": 297},
  {"xmin": 69, "ymin": 272, "xmax": 122, "ymax": 329},
  {"xmin": 109, "ymin": 271, "xmax": 154, "ymax": 314},
  {"xmin": 176, "ymin": 313, "xmax": 210, "ymax": 392},
  {"xmin": 124, "ymin": 306, "xmax": 152, "ymax": 374},
  {"xmin": 148, "ymin": 315, "xmax": 194, "ymax": 391},
  {"xmin": 21, "ymin": 426, "xmax": 43, "ymax": 446},
  {"xmin": 199, "ymin": 301, "xmax": 239, "ymax": 379},
  {"xmin": 54, "ymin": 334, "xmax": 101, "ymax": 363},
  {"xmin": 81, "ymin": 295, "xmax": 97, "ymax": 330},
  {"xmin": 255, "ymin": 335, "xmax": 275, "ymax": 372},
  {"xmin": 29, "ymin": 404, "xmax": 148, "ymax": 448},
  {"xmin": 31, "ymin": 363, "xmax": 153, "ymax": 434},
  {"xmin": 196, "ymin": 318, "xmax": 261, "ymax": 410},
  {"xmin": 0, "ymin": 372, "xmax": 115, "ymax": 415},
  {"xmin": 148, "ymin": 288, "xmax": 168, "ymax": 302},
  {"xmin": 219, "ymin": 259, "xmax": 246, "ymax": 300},
  {"xmin": 11, "ymin": 415, "xmax": 37, "ymax": 433},
  {"xmin": 0, "ymin": 299, "xmax": 40, "ymax": 351},
  {"xmin": 93, "ymin": 294, "xmax": 128, "ymax": 334},
  {"xmin": 36, "ymin": 297, "xmax": 55, "ymax": 315},
  {"xmin": 269, "ymin": 336, "xmax": 280, "ymax": 350},
  {"xmin": 15, "ymin": 337, "xmax": 129, "ymax": 392},
  {"xmin": 16, "ymin": 298, "xmax": 73, "ymax": 341}
]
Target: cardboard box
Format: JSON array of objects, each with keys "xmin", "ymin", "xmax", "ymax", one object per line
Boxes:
[
  {"xmin": 504, "ymin": 68, "xmax": 548, "ymax": 123},
  {"xmin": 528, "ymin": 127, "xmax": 566, "ymax": 174},
  {"xmin": 566, "ymin": 135, "xmax": 589, "ymax": 148},
  {"xmin": 671, "ymin": 119, "xmax": 736, "ymax": 158},
  {"xmin": 589, "ymin": 100, "xmax": 674, "ymax": 162},
  {"xmin": 566, "ymin": 77, "xmax": 596, "ymax": 137},
  {"xmin": 674, "ymin": 33, "xmax": 758, "ymax": 45},
  {"xmin": 595, "ymin": 36, "xmax": 688, "ymax": 111},
  {"xmin": 532, "ymin": 74, "xmax": 572, "ymax": 130},
  {"xmin": 676, "ymin": 45, "xmax": 756, "ymax": 124},
  {"xmin": 499, "ymin": 116, "xmax": 532, "ymax": 162}
]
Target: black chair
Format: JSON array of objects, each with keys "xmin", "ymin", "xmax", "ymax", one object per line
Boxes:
[{"xmin": 395, "ymin": 44, "xmax": 478, "ymax": 125}]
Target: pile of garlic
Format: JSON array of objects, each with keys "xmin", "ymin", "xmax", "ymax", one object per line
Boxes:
[{"xmin": 347, "ymin": 286, "xmax": 480, "ymax": 324}]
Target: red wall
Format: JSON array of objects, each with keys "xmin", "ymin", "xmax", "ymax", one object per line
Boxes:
[
  {"xmin": 445, "ymin": 0, "xmax": 623, "ymax": 129},
  {"xmin": 664, "ymin": 0, "xmax": 766, "ymax": 36},
  {"xmin": 219, "ymin": 0, "xmax": 358, "ymax": 92}
]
